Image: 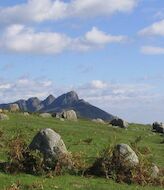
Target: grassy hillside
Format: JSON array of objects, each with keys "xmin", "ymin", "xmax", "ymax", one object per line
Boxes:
[{"xmin": 0, "ymin": 113, "xmax": 163, "ymax": 190}]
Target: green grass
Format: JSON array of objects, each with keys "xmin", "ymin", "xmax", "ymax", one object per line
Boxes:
[{"xmin": 0, "ymin": 113, "xmax": 163, "ymax": 190}]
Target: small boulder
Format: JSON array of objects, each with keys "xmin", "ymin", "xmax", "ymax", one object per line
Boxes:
[
  {"xmin": 52, "ymin": 112, "xmax": 62, "ymax": 119},
  {"xmin": 9, "ymin": 104, "xmax": 20, "ymax": 112},
  {"xmin": 0, "ymin": 109, "xmax": 2, "ymax": 113},
  {"xmin": 29, "ymin": 128, "xmax": 72, "ymax": 169},
  {"xmin": 60, "ymin": 118, "xmax": 65, "ymax": 122},
  {"xmin": 113, "ymin": 144, "xmax": 139, "ymax": 167},
  {"xmin": 0, "ymin": 113, "xmax": 9, "ymax": 121},
  {"xmin": 152, "ymin": 122, "xmax": 164, "ymax": 133},
  {"xmin": 40, "ymin": 113, "xmax": 52, "ymax": 118},
  {"xmin": 151, "ymin": 164, "xmax": 159, "ymax": 178},
  {"xmin": 61, "ymin": 110, "xmax": 77, "ymax": 121},
  {"xmin": 110, "ymin": 118, "xmax": 128, "ymax": 128},
  {"xmin": 92, "ymin": 118, "xmax": 105, "ymax": 124},
  {"xmin": 23, "ymin": 112, "xmax": 30, "ymax": 116}
]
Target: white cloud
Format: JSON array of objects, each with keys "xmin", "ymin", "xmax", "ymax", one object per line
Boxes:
[
  {"xmin": 1, "ymin": 24, "xmax": 71, "ymax": 54},
  {"xmin": 0, "ymin": 25, "xmax": 126, "ymax": 54},
  {"xmin": 0, "ymin": 78, "xmax": 55, "ymax": 102},
  {"xmin": 139, "ymin": 19, "xmax": 164, "ymax": 36},
  {"xmin": 0, "ymin": 0, "xmax": 138, "ymax": 24},
  {"xmin": 90, "ymin": 80, "xmax": 108, "ymax": 89},
  {"xmin": 0, "ymin": 84, "xmax": 11, "ymax": 89},
  {"xmin": 141, "ymin": 46, "xmax": 164, "ymax": 55},
  {"xmin": 77, "ymin": 80, "xmax": 154, "ymax": 104},
  {"xmin": 85, "ymin": 27, "xmax": 126, "ymax": 45}
]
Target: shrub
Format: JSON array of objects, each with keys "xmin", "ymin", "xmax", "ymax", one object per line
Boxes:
[
  {"xmin": 87, "ymin": 144, "xmax": 164, "ymax": 187},
  {"xmin": 4, "ymin": 135, "xmax": 74, "ymax": 176},
  {"xmin": 4, "ymin": 136, "xmax": 46, "ymax": 175}
]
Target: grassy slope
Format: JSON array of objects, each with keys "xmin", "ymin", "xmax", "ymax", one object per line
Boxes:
[{"xmin": 0, "ymin": 113, "xmax": 163, "ymax": 190}]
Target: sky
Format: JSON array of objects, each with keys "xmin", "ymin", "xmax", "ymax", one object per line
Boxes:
[{"xmin": 0, "ymin": 0, "xmax": 164, "ymax": 123}]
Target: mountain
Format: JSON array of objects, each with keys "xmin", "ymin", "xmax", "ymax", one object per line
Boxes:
[
  {"xmin": 0, "ymin": 91, "xmax": 115, "ymax": 121},
  {"xmin": 42, "ymin": 95, "xmax": 56, "ymax": 107}
]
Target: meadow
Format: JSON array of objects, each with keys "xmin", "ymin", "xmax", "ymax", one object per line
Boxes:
[{"xmin": 0, "ymin": 113, "xmax": 163, "ymax": 190}]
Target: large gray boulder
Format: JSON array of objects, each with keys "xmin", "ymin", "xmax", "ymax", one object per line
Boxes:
[
  {"xmin": 9, "ymin": 104, "xmax": 20, "ymax": 112},
  {"xmin": 61, "ymin": 110, "xmax": 77, "ymax": 121},
  {"xmin": 52, "ymin": 111, "xmax": 76, "ymax": 121},
  {"xmin": 152, "ymin": 122, "xmax": 164, "ymax": 133},
  {"xmin": 110, "ymin": 118, "xmax": 128, "ymax": 128},
  {"xmin": 113, "ymin": 144, "xmax": 139, "ymax": 167},
  {"xmin": 40, "ymin": 113, "xmax": 52, "ymax": 118},
  {"xmin": 0, "ymin": 113, "xmax": 9, "ymax": 121},
  {"xmin": 29, "ymin": 128, "xmax": 71, "ymax": 168}
]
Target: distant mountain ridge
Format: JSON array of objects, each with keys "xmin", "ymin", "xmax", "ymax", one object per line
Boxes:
[{"xmin": 0, "ymin": 91, "xmax": 115, "ymax": 121}]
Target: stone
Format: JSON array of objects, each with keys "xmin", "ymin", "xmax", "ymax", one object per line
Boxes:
[
  {"xmin": 0, "ymin": 109, "xmax": 2, "ymax": 113},
  {"xmin": 23, "ymin": 112, "xmax": 30, "ymax": 116},
  {"xmin": 9, "ymin": 104, "xmax": 20, "ymax": 112},
  {"xmin": 60, "ymin": 118, "xmax": 65, "ymax": 122},
  {"xmin": 29, "ymin": 128, "xmax": 71, "ymax": 168},
  {"xmin": 110, "ymin": 118, "xmax": 128, "ymax": 128},
  {"xmin": 113, "ymin": 144, "xmax": 139, "ymax": 167},
  {"xmin": 152, "ymin": 122, "xmax": 164, "ymax": 133},
  {"xmin": 92, "ymin": 118, "xmax": 106, "ymax": 124},
  {"xmin": 151, "ymin": 164, "xmax": 159, "ymax": 178},
  {"xmin": 61, "ymin": 110, "xmax": 77, "ymax": 121},
  {"xmin": 40, "ymin": 113, "xmax": 52, "ymax": 118},
  {"xmin": 0, "ymin": 113, "xmax": 9, "ymax": 121},
  {"xmin": 52, "ymin": 112, "xmax": 61, "ymax": 119}
]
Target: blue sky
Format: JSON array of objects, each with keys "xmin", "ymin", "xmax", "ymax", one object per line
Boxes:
[{"xmin": 0, "ymin": 0, "xmax": 164, "ymax": 123}]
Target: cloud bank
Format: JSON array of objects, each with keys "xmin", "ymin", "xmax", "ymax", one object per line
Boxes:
[
  {"xmin": 0, "ymin": 25, "xmax": 126, "ymax": 54},
  {"xmin": 0, "ymin": 0, "xmax": 138, "ymax": 24}
]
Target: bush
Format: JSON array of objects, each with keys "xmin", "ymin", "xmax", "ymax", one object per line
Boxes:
[
  {"xmin": 4, "ymin": 135, "xmax": 74, "ymax": 176},
  {"xmin": 87, "ymin": 144, "xmax": 164, "ymax": 187}
]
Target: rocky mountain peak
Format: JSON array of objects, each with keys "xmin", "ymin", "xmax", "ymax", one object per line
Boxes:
[{"xmin": 43, "ymin": 94, "xmax": 55, "ymax": 106}]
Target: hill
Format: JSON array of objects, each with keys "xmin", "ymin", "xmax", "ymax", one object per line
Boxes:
[{"xmin": 0, "ymin": 91, "xmax": 115, "ymax": 121}]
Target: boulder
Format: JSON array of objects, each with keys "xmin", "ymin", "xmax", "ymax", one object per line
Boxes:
[
  {"xmin": 40, "ymin": 113, "xmax": 52, "ymax": 118},
  {"xmin": 29, "ymin": 128, "xmax": 71, "ymax": 168},
  {"xmin": 151, "ymin": 164, "xmax": 159, "ymax": 178},
  {"xmin": 0, "ymin": 113, "xmax": 9, "ymax": 121},
  {"xmin": 113, "ymin": 144, "xmax": 139, "ymax": 167},
  {"xmin": 23, "ymin": 112, "xmax": 30, "ymax": 116},
  {"xmin": 92, "ymin": 118, "xmax": 105, "ymax": 124},
  {"xmin": 0, "ymin": 109, "xmax": 2, "ymax": 113},
  {"xmin": 60, "ymin": 118, "xmax": 65, "ymax": 122},
  {"xmin": 52, "ymin": 112, "xmax": 62, "ymax": 119},
  {"xmin": 110, "ymin": 118, "xmax": 128, "ymax": 128},
  {"xmin": 9, "ymin": 104, "xmax": 20, "ymax": 112},
  {"xmin": 61, "ymin": 110, "xmax": 77, "ymax": 121},
  {"xmin": 152, "ymin": 122, "xmax": 164, "ymax": 133}
]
